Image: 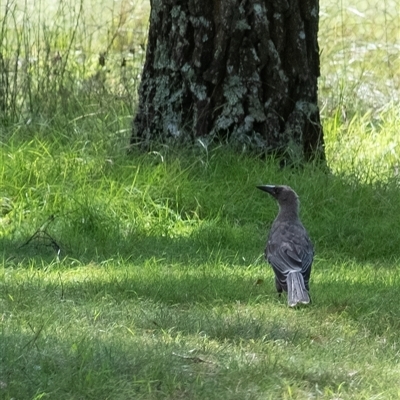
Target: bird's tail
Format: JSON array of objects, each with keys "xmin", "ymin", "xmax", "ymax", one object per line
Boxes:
[{"xmin": 287, "ymin": 271, "xmax": 310, "ymax": 307}]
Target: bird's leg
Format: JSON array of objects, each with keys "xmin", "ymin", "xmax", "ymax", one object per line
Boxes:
[{"xmin": 275, "ymin": 278, "xmax": 283, "ymax": 296}]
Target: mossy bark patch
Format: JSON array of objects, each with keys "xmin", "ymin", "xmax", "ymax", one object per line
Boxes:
[{"xmin": 132, "ymin": 0, "xmax": 324, "ymax": 160}]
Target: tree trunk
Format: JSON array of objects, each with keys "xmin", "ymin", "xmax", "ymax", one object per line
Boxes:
[{"xmin": 131, "ymin": 0, "xmax": 324, "ymax": 161}]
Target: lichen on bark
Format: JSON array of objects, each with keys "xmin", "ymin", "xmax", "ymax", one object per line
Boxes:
[{"xmin": 131, "ymin": 0, "xmax": 324, "ymax": 161}]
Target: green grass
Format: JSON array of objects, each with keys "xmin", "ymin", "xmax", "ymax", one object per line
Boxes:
[
  {"xmin": 319, "ymin": 0, "xmax": 400, "ymax": 116},
  {"xmin": 1, "ymin": 0, "xmax": 400, "ymax": 399},
  {"xmin": 2, "ymin": 137, "xmax": 400, "ymax": 399}
]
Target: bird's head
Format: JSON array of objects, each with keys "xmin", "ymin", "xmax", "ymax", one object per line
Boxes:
[{"xmin": 257, "ymin": 185, "xmax": 299, "ymax": 211}]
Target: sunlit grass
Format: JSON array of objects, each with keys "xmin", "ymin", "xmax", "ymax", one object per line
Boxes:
[
  {"xmin": 319, "ymin": 0, "xmax": 400, "ymax": 116},
  {"xmin": 0, "ymin": 0, "xmax": 150, "ymax": 123},
  {"xmin": 2, "ymin": 254, "xmax": 400, "ymax": 398},
  {"xmin": 324, "ymin": 105, "xmax": 400, "ymax": 181},
  {"xmin": 2, "ymin": 133, "xmax": 400, "ymax": 398}
]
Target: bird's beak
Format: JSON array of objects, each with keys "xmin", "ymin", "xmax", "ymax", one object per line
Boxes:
[{"xmin": 256, "ymin": 185, "xmax": 275, "ymax": 194}]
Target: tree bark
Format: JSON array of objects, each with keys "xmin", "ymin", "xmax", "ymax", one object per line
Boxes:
[{"xmin": 131, "ymin": 0, "xmax": 324, "ymax": 161}]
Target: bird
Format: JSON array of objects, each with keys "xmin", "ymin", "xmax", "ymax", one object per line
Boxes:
[{"xmin": 257, "ymin": 185, "xmax": 314, "ymax": 307}]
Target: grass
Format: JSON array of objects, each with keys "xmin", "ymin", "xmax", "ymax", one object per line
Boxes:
[
  {"xmin": 1, "ymin": 0, "xmax": 400, "ymax": 399},
  {"xmin": 2, "ymin": 140, "xmax": 400, "ymax": 399},
  {"xmin": 319, "ymin": 0, "xmax": 400, "ymax": 116}
]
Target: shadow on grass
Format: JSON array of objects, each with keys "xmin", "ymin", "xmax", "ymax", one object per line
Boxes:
[
  {"xmin": 1, "ymin": 220, "xmax": 263, "ymax": 267},
  {"xmin": 314, "ymin": 278, "xmax": 400, "ymax": 336},
  {"xmin": 0, "ymin": 331, "xmax": 184, "ymax": 399},
  {"xmin": 2, "ymin": 173, "xmax": 400, "ymax": 346},
  {"xmin": 2, "ymin": 238, "xmax": 399, "ymax": 398},
  {"xmin": 3, "ymin": 237, "xmax": 400, "ymax": 341},
  {"xmin": 1, "ymin": 325, "xmax": 352, "ymax": 400},
  {"xmin": 2, "ymin": 163, "xmax": 400, "ymax": 267}
]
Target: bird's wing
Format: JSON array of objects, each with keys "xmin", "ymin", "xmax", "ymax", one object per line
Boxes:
[{"xmin": 266, "ymin": 224, "xmax": 313, "ymax": 276}]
